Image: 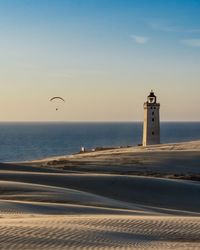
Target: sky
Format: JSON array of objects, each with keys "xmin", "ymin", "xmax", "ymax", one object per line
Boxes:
[{"xmin": 0, "ymin": 0, "xmax": 200, "ymax": 121}]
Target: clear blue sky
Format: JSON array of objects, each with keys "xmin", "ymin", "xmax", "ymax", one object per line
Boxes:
[{"xmin": 0, "ymin": 0, "xmax": 199, "ymax": 121}]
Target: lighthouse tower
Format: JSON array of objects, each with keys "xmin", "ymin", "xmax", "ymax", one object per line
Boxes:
[{"xmin": 142, "ymin": 91, "xmax": 160, "ymax": 146}]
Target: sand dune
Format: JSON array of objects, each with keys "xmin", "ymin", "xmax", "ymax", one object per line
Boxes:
[
  {"xmin": 0, "ymin": 141, "xmax": 200, "ymax": 249},
  {"xmin": 24, "ymin": 141, "xmax": 200, "ymax": 179},
  {"xmin": 0, "ymin": 173, "xmax": 200, "ymax": 214}
]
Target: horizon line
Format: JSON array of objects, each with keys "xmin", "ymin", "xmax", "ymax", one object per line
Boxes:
[{"xmin": 0, "ymin": 120, "xmax": 199, "ymax": 123}]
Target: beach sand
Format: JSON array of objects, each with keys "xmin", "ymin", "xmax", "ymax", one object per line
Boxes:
[{"xmin": 0, "ymin": 141, "xmax": 200, "ymax": 249}]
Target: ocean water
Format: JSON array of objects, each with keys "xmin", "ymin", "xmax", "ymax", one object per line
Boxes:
[{"xmin": 0, "ymin": 122, "xmax": 199, "ymax": 162}]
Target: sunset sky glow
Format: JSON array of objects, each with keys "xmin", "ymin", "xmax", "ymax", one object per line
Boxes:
[{"xmin": 0, "ymin": 0, "xmax": 200, "ymax": 121}]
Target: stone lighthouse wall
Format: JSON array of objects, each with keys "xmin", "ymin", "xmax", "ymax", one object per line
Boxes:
[{"xmin": 142, "ymin": 102, "xmax": 160, "ymax": 146}]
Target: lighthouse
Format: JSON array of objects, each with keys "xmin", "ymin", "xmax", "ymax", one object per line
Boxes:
[{"xmin": 142, "ymin": 91, "xmax": 160, "ymax": 146}]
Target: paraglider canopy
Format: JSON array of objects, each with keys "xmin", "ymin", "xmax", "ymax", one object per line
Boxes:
[{"xmin": 50, "ymin": 97, "xmax": 65, "ymax": 102}]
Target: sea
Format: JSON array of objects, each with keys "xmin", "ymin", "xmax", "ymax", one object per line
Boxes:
[{"xmin": 0, "ymin": 122, "xmax": 199, "ymax": 162}]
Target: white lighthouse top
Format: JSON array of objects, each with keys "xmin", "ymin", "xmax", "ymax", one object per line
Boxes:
[{"xmin": 147, "ymin": 90, "xmax": 157, "ymax": 104}]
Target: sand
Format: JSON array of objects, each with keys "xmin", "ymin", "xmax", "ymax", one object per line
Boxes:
[{"xmin": 1, "ymin": 141, "xmax": 200, "ymax": 249}]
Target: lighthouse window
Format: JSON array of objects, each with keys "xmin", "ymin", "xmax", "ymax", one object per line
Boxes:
[
  {"xmin": 152, "ymin": 112, "xmax": 154, "ymax": 115},
  {"xmin": 152, "ymin": 118, "xmax": 154, "ymax": 122},
  {"xmin": 150, "ymin": 107, "xmax": 153, "ymax": 109},
  {"xmin": 152, "ymin": 131, "xmax": 154, "ymax": 135},
  {"xmin": 154, "ymin": 107, "xmax": 156, "ymax": 109}
]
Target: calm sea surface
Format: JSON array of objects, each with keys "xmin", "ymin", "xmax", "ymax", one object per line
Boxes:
[{"xmin": 0, "ymin": 122, "xmax": 199, "ymax": 162}]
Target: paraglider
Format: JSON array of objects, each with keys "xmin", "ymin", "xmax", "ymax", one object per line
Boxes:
[{"xmin": 50, "ymin": 97, "xmax": 65, "ymax": 111}]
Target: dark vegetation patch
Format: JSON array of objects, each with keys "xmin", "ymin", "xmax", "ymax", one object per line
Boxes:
[{"xmin": 44, "ymin": 160, "xmax": 200, "ymax": 182}]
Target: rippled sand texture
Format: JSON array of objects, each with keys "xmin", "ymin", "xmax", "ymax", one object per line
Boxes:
[
  {"xmin": 0, "ymin": 216, "xmax": 200, "ymax": 250},
  {"xmin": 0, "ymin": 141, "xmax": 200, "ymax": 249}
]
